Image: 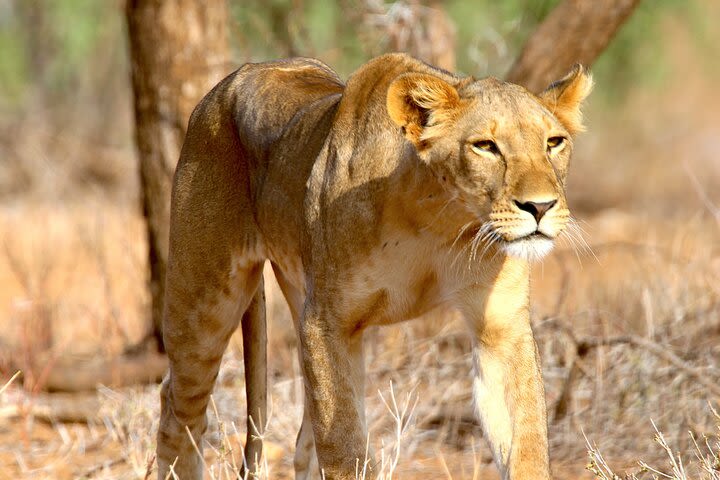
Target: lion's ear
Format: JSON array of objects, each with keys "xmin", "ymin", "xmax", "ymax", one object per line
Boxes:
[
  {"xmin": 539, "ymin": 64, "xmax": 593, "ymax": 135},
  {"xmin": 387, "ymin": 73, "xmax": 460, "ymax": 149}
]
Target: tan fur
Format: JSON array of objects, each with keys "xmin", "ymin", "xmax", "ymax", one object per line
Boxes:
[{"xmin": 156, "ymin": 54, "xmax": 592, "ymax": 480}]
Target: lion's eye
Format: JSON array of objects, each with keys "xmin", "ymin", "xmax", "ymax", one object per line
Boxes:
[
  {"xmin": 546, "ymin": 136, "xmax": 565, "ymax": 152},
  {"xmin": 471, "ymin": 140, "xmax": 500, "ymax": 156}
]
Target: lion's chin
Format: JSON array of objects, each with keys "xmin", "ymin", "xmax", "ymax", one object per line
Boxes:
[{"xmin": 501, "ymin": 235, "xmax": 555, "ymax": 262}]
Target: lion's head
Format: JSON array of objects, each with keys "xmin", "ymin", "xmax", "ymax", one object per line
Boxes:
[{"xmin": 387, "ymin": 65, "xmax": 593, "ymax": 261}]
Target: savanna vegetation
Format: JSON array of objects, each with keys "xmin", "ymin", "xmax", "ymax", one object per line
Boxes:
[{"xmin": 1, "ymin": 1, "xmax": 719, "ymax": 478}]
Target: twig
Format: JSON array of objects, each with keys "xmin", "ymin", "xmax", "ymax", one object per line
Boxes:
[
  {"xmin": 576, "ymin": 334, "xmax": 720, "ymax": 398},
  {"xmin": 684, "ymin": 161, "xmax": 720, "ymax": 226},
  {"xmin": 81, "ymin": 457, "xmax": 127, "ymax": 478},
  {"xmin": 553, "ymin": 358, "xmax": 583, "ymax": 422},
  {"xmin": 1, "ymin": 371, "xmax": 21, "ymax": 395},
  {"xmin": 542, "ymin": 319, "xmax": 720, "ymax": 423},
  {"xmin": 143, "ymin": 454, "xmax": 156, "ymax": 480}
]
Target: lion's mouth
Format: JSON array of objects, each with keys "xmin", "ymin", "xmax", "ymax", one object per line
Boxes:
[
  {"xmin": 524, "ymin": 231, "xmax": 552, "ymax": 240},
  {"xmin": 500, "ymin": 232, "xmax": 555, "ymax": 261}
]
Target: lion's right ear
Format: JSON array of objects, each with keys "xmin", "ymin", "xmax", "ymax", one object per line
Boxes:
[
  {"xmin": 539, "ymin": 64, "xmax": 593, "ymax": 135},
  {"xmin": 386, "ymin": 73, "xmax": 460, "ymax": 149}
]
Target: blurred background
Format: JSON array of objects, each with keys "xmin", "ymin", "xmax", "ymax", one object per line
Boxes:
[{"xmin": 0, "ymin": 1, "xmax": 719, "ymax": 478}]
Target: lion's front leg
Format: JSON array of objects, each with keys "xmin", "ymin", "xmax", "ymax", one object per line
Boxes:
[
  {"xmin": 298, "ymin": 304, "xmax": 371, "ymax": 480},
  {"xmin": 458, "ymin": 261, "xmax": 551, "ymax": 480},
  {"xmin": 470, "ymin": 326, "xmax": 550, "ymax": 479}
]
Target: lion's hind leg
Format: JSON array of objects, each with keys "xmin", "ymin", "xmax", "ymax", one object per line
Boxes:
[
  {"xmin": 157, "ymin": 255, "xmax": 263, "ymax": 480},
  {"xmin": 156, "ymin": 86, "xmax": 267, "ymax": 479}
]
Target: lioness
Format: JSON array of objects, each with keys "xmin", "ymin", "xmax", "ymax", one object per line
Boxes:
[{"xmin": 157, "ymin": 53, "xmax": 592, "ymax": 480}]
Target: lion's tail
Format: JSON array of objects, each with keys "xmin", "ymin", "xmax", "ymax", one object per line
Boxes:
[{"xmin": 239, "ymin": 273, "xmax": 267, "ymax": 474}]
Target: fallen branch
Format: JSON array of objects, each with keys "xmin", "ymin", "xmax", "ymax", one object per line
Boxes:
[
  {"xmin": 42, "ymin": 351, "xmax": 168, "ymax": 393},
  {"xmin": 576, "ymin": 334, "xmax": 720, "ymax": 398},
  {"xmin": 0, "ymin": 392, "xmax": 100, "ymax": 423},
  {"xmin": 81, "ymin": 458, "xmax": 127, "ymax": 478},
  {"xmin": 541, "ymin": 319, "xmax": 720, "ymax": 422}
]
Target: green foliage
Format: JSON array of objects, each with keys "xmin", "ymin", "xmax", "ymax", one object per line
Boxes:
[
  {"xmin": 592, "ymin": 0, "xmax": 697, "ymax": 103},
  {"xmin": 446, "ymin": 0, "xmax": 560, "ymax": 77},
  {"xmin": 45, "ymin": 0, "xmax": 107, "ymax": 92},
  {"xmin": 229, "ymin": 0, "xmax": 713, "ymax": 101},
  {"xmin": 0, "ymin": 0, "xmax": 116, "ymax": 110},
  {"xmin": 230, "ymin": 0, "xmax": 369, "ymax": 75},
  {"xmin": 0, "ymin": 6, "xmax": 30, "ymax": 106},
  {"xmin": 0, "ymin": 0, "xmax": 716, "ymax": 110},
  {"xmin": 447, "ymin": 0, "xmax": 714, "ymax": 101}
]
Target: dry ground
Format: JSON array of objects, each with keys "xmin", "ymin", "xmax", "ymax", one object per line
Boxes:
[
  {"xmin": 2, "ymin": 202, "xmax": 720, "ymax": 479},
  {"xmin": 2, "ymin": 26, "xmax": 720, "ymax": 480}
]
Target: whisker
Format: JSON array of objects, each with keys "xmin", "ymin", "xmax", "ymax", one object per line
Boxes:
[
  {"xmin": 479, "ymin": 230, "xmax": 499, "ymax": 261},
  {"xmin": 451, "ymin": 243, "xmax": 471, "ymax": 269},
  {"xmin": 450, "ymin": 220, "xmax": 483, "ymax": 269},
  {"xmin": 468, "ymin": 221, "xmax": 494, "ymax": 267},
  {"xmin": 560, "ymin": 227, "xmax": 583, "ymax": 267},
  {"xmin": 568, "ymin": 218, "xmax": 599, "ymax": 264},
  {"xmin": 565, "ymin": 222, "xmax": 588, "ymax": 260},
  {"xmin": 562, "ymin": 222, "xmax": 593, "ymax": 268},
  {"xmin": 470, "ymin": 230, "xmax": 483, "ymax": 265},
  {"xmin": 451, "ymin": 223, "xmax": 481, "ymax": 268},
  {"xmin": 488, "ymin": 233, "xmax": 505, "ymax": 263},
  {"xmin": 450, "ymin": 221, "xmax": 475, "ymax": 250}
]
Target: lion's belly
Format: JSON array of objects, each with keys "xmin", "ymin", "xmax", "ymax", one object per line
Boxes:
[
  {"xmin": 336, "ymin": 235, "xmax": 453, "ymax": 329},
  {"xmin": 264, "ymin": 229, "xmax": 453, "ymax": 329}
]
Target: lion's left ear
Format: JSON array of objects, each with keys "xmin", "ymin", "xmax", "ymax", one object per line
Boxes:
[
  {"xmin": 539, "ymin": 64, "xmax": 593, "ymax": 135},
  {"xmin": 386, "ymin": 73, "xmax": 461, "ymax": 149}
]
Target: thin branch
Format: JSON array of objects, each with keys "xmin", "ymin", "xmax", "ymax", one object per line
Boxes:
[
  {"xmin": 575, "ymin": 334, "xmax": 720, "ymax": 398},
  {"xmin": 542, "ymin": 319, "xmax": 720, "ymax": 423}
]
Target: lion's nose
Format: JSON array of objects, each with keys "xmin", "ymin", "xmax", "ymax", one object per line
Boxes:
[{"xmin": 514, "ymin": 199, "xmax": 557, "ymax": 223}]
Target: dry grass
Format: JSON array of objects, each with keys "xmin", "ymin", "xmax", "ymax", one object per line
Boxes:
[
  {"xmin": 2, "ymin": 19, "xmax": 720, "ymax": 480},
  {"xmin": 1, "ymin": 203, "xmax": 719, "ymax": 479}
]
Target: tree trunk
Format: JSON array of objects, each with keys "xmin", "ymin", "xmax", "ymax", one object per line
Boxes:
[
  {"xmin": 126, "ymin": 0, "xmax": 230, "ymax": 352},
  {"xmin": 506, "ymin": 0, "xmax": 641, "ymax": 93}
]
